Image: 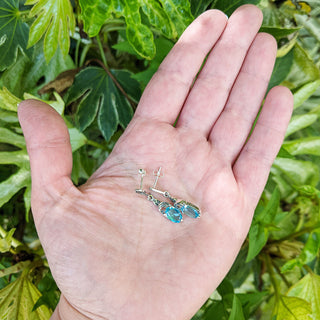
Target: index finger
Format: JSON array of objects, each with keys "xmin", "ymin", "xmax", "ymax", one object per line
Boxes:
[{"xmin": 135, "ymin": 10, "xmax": 228, "ymax": 123}]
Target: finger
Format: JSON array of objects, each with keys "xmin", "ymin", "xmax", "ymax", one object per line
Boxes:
[
  {"xmin": 209, "ymin": 33, "xmax": 277, "ymax": 162},
  {"xmin": 233, "ymin": 86, "xmax": 293, "ymax": 206},
  {"xmin": 176, "ymin": 5, "xmax": 263, "ymax": 135},
  {"xmin": 135, "ymin": 9, "xmax": 228, "ymax": 123},
  {"xmin": 18, "ymin": 100, "xmax": 75, "ymax": 218}
]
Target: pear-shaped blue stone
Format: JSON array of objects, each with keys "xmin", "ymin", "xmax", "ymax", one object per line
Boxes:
[{"xmin": 165, "ymin": 206, "xmax": 183, "ymax": 223}]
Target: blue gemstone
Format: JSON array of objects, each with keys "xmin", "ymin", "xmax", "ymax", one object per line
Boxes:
[
  {"xmin": 176, "ymin": 201, "xmax": 201, "ymax": 219},
  {"xmin": 165, "ymin": 207, "xmax": 183, "ymax": 223},
  {"xmin": 183, "ymin": 205, "xmax": 200, "ymax": 218}
]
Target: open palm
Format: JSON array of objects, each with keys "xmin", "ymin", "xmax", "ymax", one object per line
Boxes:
[{"xmin": 18, "ymin": 5, "xmax": 293, "ymax": 320}]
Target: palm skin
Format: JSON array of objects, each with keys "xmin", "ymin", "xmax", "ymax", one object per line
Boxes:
[{"xmin": 18, "ymin": 5, "xmax": 293, "ymax": 320}]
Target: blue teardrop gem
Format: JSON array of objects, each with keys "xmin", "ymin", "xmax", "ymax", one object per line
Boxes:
[
  {"xmin": 165, "ymin": 207, "xmax": 183, "ymax": 223},
  {"xmin": 176, "ymin": 201, "xmax": 201, "ymax": 219}
]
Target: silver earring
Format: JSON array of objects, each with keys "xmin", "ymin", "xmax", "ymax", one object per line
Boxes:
[
  {"xmin": 150, "ymin": 167, "xmax": 201, "ymax": 219},
  {"xmin": 135, "ymin": 169, "xmax": 183, "ymax": 223}
]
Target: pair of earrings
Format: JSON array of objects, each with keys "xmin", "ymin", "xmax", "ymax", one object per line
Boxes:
[{"xmin": 135, "ymin": 167, "xmax": 201, "ymax": 223}]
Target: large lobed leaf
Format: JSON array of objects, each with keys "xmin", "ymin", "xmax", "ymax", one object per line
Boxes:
[
  {"xmin": 0, "ymin": 0, "xmax": 31, "ymax": 71},
  {"xmin": 66, "ymin": 67, "xmax": 137, "ymax": 141},
  {"xmin": 26, "ymin": 0, "xmax": 75, "ymax": 62},
  {"xmin": 287, "ymin": 272, "xmax": 320, "ymax": 319},
  {"xmin": 0, "ymin": 269, "xmax": 51, "ymax": 319}
]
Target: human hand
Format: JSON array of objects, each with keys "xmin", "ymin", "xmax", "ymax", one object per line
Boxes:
[{"xmin": 18, "ymin": 5, "xmax": 293, "ymax": 320}]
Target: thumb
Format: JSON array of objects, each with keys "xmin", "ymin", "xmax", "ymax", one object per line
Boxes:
[{"xmin": 18, "ymin": 99, "xmax": 74, "ymax": 220}]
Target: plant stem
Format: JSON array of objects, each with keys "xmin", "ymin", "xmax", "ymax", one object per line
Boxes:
[
  {"xmin": 271, "ymin": 259, "xmax": 291, "ymax": 288},
  {"xmin": 86, "ymin": 139, "xmax": 109, "ymax": 151},
  {"xmin": 96, "ymin": 36, "xmax": 108, "ymax": 67},
  {"xmin": 265, "ymin": 254, "xmax": 280, "ymax": 299},
  {"xmin": 270, "ymin": 224, "xmax": 320, "ymax": 244},
  {"xmin": 79, "ymin": 43, "xmax": 92, "ymax": 67},
  {"xmin": 75, "ymin": 38, "xmax": 81, "ymax": 67}
]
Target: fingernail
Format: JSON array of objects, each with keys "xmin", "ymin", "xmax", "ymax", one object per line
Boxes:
[{"xmin": 224, "ymin": 13, "xmax": 229, "ymax": 19}]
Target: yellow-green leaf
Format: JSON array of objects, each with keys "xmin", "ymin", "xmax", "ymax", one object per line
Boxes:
[
  {"xmin": 0, "ymin": 270, "xmax": 51, "ymax": 319},
  {"xmin": 287, "ymin": 272, "xmax": 320, "ymax": 319},
  {"xmin": 27, "ymin": 0, "xmax": 75, "ymax": 62},
  {"xmin": 275, "ymin": 296, "xmax": 312, "ymax": 320}
]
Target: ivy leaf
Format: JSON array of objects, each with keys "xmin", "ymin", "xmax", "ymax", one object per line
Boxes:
[
  {"xmin": 287, "ymin": 272, "xmax": 320, "ymax": 319},
  {"xmin": 66, "ymin": 67, "xmax": 134, "ymax": 141},
  {"xmin": 0, "ymin": 269, "xmax": 51, "ymax": 319},
  {"xmin": 275, "ymin": 296, "xmax": 312, "ymax": 320},
  {"xmin": 0, "ymin": 0, "xmax": 31, "ymax": 71},
  {"xmin": 26, "ymin": 0, "xmax": 75, "ymax": 62}
]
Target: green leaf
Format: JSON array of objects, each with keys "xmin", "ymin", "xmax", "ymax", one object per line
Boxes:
[
  {"xmin": 79, "ymin": 0, "xmax": 191, "ymax": 59},
  {"xmin": 0, "ymin": 44, "xmax": 75, "ymax": 98},
  {"xmin": 0, "ymin": 89, "xmax": 86, "ymax": 212},
  {"xmin": 286, "ymin": 44, "xmax": 320, "ymax": 90},
  {"xmin": 0, "ymin": 0, "xmax": 31, "ymax": 71},
  {"xmin": 237, "ymin": 291, "xmax": 268, "ymax": 318},
  {"xmin": 132, "ymin": 37, "xmax": 174, "ymax": 88},
  {"xmin": 27, "ymin": 0, "xmax": 75, "ymax": 62},
  {"xmin": 260, "ymin": 26, "xmax": 300, "ymax": 39},
  {"xmin": 0, "ymin": 270, "xmax": 51, "ymax": 319},
  {"xmin": 0, "ymin": 261, "xmax": 31, "ymax": 278},
  {"xmin": 295, "ymin": 13, "xmax": 320, "ymax": 43},
  {"xmin": 285, "ymin": 114, "xmax": 318, "ymax": 138},
  {"xmin": 66, "ymin": 67, "xmax": 133, "ymax": 141},
  {"xmin": 0, "ymin": 168, "xmax": 30, "ymax": 208},
  {"xmin": 293, "ymin": 80, "xmax": 320, "ymax": 109},
  {"xmin": 158, "ymin": 0, "xmax": 193, "ymax": 37},
  {"xmin": 256, "ymin": 187, "xmax": 280, "ymax": 224},
  {"xmin": 287, "ymin": 272, "xmax": 320, "ymax": 319},
  {"xmin": 267, "ymin": 49, "xmax": 294, "ymax": 91},
  {"xmin": 79, "ymin": 0, "xmax": 113, "ymax": 37},
  {"xmin": 125, "ymin": 12, "xmax": 155, "ymax": 59},
  {"xmin": 281, "ymin": 230, "xmax": 320, "ymax": 272},
  {"xmin": 246, "ymin": 223, "xmax": 269, "ymax": 262},
  {"xmin": 0, "ymin": 228, "xmax": 16, "ymax": 253},
  {"xmin": 275, "ymin": 296, "xmax": 312, "ymax": 320},
  {"xmin": 283, "ymin": 137, "xmax": 320, "ymax": 156},
  {"xmin": 190, "ymin": 0, "xmax": 214, "ymax": 17},
  {"xmin": 140, "ymin": 0, "xmax": 174, "ymax": 38},
  {"xmin": 272, "ymin": 157, "xmax": 319, "ymax": 186},
  {"xmin": 212, "ymin": 0, "xmax": 260, "ymax": 16},
  {"xmin": 228, "ymin": 295, "xmax": 245, "ymax": 320}
]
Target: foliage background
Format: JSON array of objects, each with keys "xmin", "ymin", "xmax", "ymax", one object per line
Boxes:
[{"xmin": 1, "ymin": 0, "xmax": 320, "ymax": 318}]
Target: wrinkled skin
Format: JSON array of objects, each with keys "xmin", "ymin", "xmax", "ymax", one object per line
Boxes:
[{"xmin": 18, "ymin": 5, "xmax": 293, "ymax": 320}]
